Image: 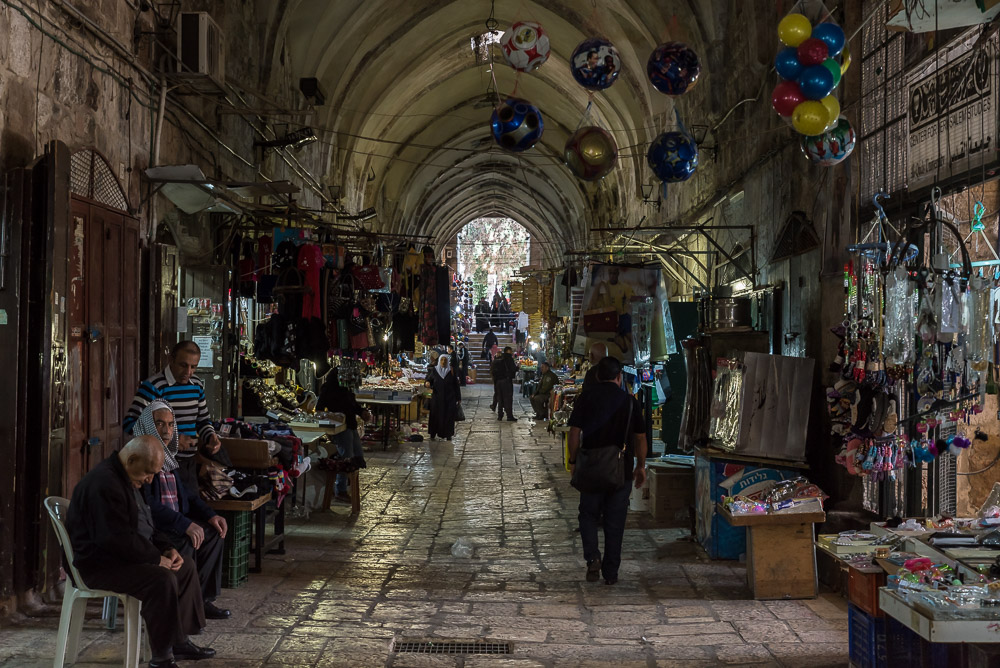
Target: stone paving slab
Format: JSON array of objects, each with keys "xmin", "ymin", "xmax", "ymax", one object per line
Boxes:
[{"xmin": 0, "ymin": 386, "xmax": 848, "ymax": 667}]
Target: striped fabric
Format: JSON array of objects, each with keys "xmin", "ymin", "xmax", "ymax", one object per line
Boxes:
[
  {"xmin": 123, "ymin": 367, "xmax": 216, "ymax": 441},
  {"xmin": 156, "ymin": 471, "xmax": 180, "ymax": 512}
]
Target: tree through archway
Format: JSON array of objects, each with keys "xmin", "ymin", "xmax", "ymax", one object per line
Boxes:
[{"xmin": 457, "ymin": 217, "xmax": 530, "ymax": 303}]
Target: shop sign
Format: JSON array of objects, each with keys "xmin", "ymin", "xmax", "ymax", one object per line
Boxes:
[{"xmin": 907, "ymin": 31, "xmax": 998, "ymax": 191}]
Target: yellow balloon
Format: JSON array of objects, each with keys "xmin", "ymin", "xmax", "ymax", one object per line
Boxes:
[
  {"xmin": 792, "ymin": 100, "xmax": 830, "ymax": 135},
  {"xmin": 820, "ymin": 95, "xmax": 841, "ymax": 124},
  {"xmin": 778, "ymin": 13, "xmax": 812, "ymax": 47},
  {"xmin": 840, "ymin": 46, "xmax": 852, "ymax": 75}
]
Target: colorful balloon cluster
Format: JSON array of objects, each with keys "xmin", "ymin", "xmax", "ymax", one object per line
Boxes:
[{"xmin": 771, "ymin": 14, "xmax": 848, "ymax": 137}]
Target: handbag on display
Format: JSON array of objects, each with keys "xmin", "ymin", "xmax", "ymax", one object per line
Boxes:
[
  {"xmin": 583, "ymin": 308, "xmax": 618, "ymax": 333},
  {"xmin": 351, "ymin": 264, "xmax": 386, "ymax": 291},
  {"xmin": 570, "ymin": 400, "xmax": 633, "ymax": 494}
]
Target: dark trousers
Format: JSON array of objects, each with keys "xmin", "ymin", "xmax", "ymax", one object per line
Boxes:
[
  {"xmin": 579, "ymin": 482, "xmax": 632, "ymax": 581},
  {"xmin": 81, "ymin": 557, "xmax": 205, "ymax": 658},
  {"xmin": 166, "ymin": 521, "xmax": 224, "ymax": 603},
  {"xmin": 530, "ymin": 394, "xmax": 549, "ymax": 418},
  {"xmin": 495, "ymin": 378, "xmax": 514, "ymax": 418}
]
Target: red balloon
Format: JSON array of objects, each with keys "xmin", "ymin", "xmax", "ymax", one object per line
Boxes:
[
  {"xmin": 797, "ymin": 38, "xmax": 829, "ymax": 67},
  {"xmin": 772, "ymin": 80, "xmax": 805, "ymax": 117}
]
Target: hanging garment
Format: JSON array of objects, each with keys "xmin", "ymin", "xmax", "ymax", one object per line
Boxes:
[
  {"xmin": 419, "ymin": 263, "xmax": 439, "ymax": 345},
  {"xmin": 297, "ymin": 244, "xmax": 324, "ymax": 319},
  {"xmin": 436, "ymin": 265, "xmax": 451, "ymax": 347}
]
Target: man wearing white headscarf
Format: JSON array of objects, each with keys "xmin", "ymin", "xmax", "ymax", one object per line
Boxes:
[{"xmin": 135, "ymin": 400, "xmax": 231, "ymax": 621}]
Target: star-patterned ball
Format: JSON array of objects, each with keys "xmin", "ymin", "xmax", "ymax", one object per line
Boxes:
[
  {"xmin": 500, "ymin": 21, "xmax": 551, "ymax": 72},
  {"xmin": 491, "ymin": 98, "xmax": 544, "ymax": 152},
  {"xmin": 647, "ymin": 42, "xmax": 701, "ymax": 95},
  {"xmin": 647, "ymin": 131, "xmax": 698, "ymax": 182},
  {"xmin": 564, "ymin": 126, "xmax": 618, "ymax": 181}
]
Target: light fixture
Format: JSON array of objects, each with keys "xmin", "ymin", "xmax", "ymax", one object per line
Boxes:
[
  {"xmin": 328, "ymin": 185, "xmax": 341, "ymax": 203},
  {"xmin": 641, "ymin": 183, "xmax": 661, "ymax": 210}
]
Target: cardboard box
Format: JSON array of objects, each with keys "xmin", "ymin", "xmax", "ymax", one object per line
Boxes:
[
  {"xmin": 649, "ymin": 465, "xmax": 695, "ymax": 527},
  {"xmin": 220, "ymin": 437, "xmax": 274, "ymax": 469}
]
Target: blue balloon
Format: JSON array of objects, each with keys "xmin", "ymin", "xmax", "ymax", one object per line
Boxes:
[
  {"xmin": 647, "ymin": 131, "xmax": 698, "ymax": 183},
  {"xmin": 812, "ymin": 23, "xmax": 845, "ymax": 58},
  {"xmin": 798, "ymin": 65, "xmax": 835, "ymax": 100},
  {"xmin": 775, "ymin": 47, "xmax": 803, "ymax": 80},
  {"xmin": 490, "ymin": 97, "xmax": 544, "ymax": 152}
]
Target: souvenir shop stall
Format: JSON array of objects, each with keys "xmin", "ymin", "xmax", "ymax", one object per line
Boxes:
[
  {"xmin": 807, "ymin": 184, "xmax": 1000, "ymax": 662},
  {"xmin": 452, "ymin": 277, "xmax": 474, "ymax": 347},
  {"xmin": 168, "ymin": 217, "xmax": 451, "ymax": 553}
]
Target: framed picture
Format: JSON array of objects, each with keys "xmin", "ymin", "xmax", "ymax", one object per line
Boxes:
[{"xmin": 446, "ymin": 249, "xmax": 453, "ymax": 258}]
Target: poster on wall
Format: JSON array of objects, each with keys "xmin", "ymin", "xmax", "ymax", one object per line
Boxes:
[
  {"xmin": 907, "ymin": 30, "xmax": 998, "ymax": 192},
  {"xmin": 573, "ymin": 264, "xmax": 676, "ymax": 362}
]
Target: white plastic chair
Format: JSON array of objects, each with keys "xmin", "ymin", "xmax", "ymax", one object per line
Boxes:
[{"xmin": 44, "ymin": 496, "xmax": 146, "ymax": 668}]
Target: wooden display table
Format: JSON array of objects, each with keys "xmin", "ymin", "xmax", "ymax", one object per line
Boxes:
[
  {"xmin": 207, "ymin": 492, "xmax": 278, "ymax": 573},
  {"xmin": 718, "ymin": 504, "xmax": 825, "ymax": 600}
]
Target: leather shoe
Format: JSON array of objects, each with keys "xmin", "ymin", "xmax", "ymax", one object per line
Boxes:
[
  {"xmin": 149, "ymin": 660, "xmax": 178, "ymax": 668},
  {"xmin": 203, "ymin": 601, "xmax": 230, "ymax": 619},
  {"xmin": 172, "ymin": 640, "xmax": 216, "ymax": 661}
]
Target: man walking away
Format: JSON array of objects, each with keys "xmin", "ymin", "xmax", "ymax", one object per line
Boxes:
[
  {"xmin": 530, "ymin": 361, "xmax": 559, "ymax": 420},
  {"xmin": 567, "ymin": 356, "xmax": 647, "ymax": 585},
  {"xmin": 491, "ymin": 346, "xmax": 519, "ymax": 421}
]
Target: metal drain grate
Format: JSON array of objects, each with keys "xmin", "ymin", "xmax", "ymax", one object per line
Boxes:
[
  {"xmin": 393, "ymin": 640, "xmax": 510, "ymax": 655},
  {"xmin": 469, "ymin": 429, "xmax": 501, "ymax": 434}
]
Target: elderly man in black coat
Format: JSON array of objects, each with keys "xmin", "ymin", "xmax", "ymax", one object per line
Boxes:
[{"xmin": 67, "ymin": 436, "xmax": 216, "ymax": 668}]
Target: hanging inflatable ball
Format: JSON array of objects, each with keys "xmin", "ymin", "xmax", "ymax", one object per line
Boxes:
[
  {"xmin": 564, "ymin": 126, "xmax": 618, "ymax": 181},
  {"xmin": 570, "ymin": 38, "xmax": 622, "ymax": 91},
  {"xmin": 500, "ymin": 21, "xmax": 551, "ymax": 72},
  {"xmin": 646, "ymin": 131, "xmax": 698, "ymax": 183},
  {"xmin": 490, "ymin": 98, "xmax": 544, "ymax": 152},
  {"xmin": 647, "ymin": 42, "xmax": 701, "ymax": 95}
]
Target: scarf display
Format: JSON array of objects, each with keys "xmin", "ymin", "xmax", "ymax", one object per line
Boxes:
[{"xmin": 134, "ymin": 400, "xmax": 181, "ymax": 471}]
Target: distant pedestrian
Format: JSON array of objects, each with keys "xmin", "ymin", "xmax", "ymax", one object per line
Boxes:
[
  {"xmin": 567, "ymin": 356, "xmax": 647, "ymax": 585},
  {"xmin": 491, "ymin": 346, "xmax": 519, "ymax": 421}
]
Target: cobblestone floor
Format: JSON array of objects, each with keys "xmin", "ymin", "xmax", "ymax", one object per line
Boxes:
[{"xmin": 0, "ymin": 385, "xmax": 848, "ymax": 667}]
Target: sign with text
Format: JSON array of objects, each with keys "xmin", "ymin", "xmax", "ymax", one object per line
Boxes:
[{"xmin": 907, "ymin": 31, "xmax": 998, "ymax": 191}]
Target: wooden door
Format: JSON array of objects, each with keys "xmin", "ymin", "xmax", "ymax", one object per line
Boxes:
[{"xmin": 66, "ymin": 197, "xmax": 139, "ymax": 490}]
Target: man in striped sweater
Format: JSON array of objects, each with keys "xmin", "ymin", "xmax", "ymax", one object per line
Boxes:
[{"xmin": 124, "ymin": 341, "xmax": 222, "ymax": 489}]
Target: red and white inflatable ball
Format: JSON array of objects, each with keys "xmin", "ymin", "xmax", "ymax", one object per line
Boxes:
[{"xmin": 501, "ymin": 21, "xmax": 550, "ymax": 72}]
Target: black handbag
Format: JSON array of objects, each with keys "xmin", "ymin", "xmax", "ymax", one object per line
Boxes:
[
  {"xmin": 570, "ymin": 400, "xmax": 633, "ymax": 494},
  {"xmin": 455, "ymin": 403, "xmax": 466, "ymax": 422}
]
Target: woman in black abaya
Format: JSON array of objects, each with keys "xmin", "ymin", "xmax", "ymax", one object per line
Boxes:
[{"xmin": 425, "ymin": 354, "xmax": 461, "ymax": 440}]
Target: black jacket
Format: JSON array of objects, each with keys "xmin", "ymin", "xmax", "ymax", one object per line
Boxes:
[
  {"xmin": 491, "ymin": 353, "xmax": 518, "ymax": 382},
  {"xmin": 483, "ymin": 331, "xmax": 498, "ymax": 352},
  {"xmin": 68, "ymin": 452, "xmax": 172, "ymax": 574}
]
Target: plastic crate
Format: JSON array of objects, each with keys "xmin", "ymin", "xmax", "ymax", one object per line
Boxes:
[
  {"xmin": 220, "ymin": 510, "xmax": 250, "ymax": 589},
  {"xmin": 884, "ymin": 613, "xmax": 966, "ymax": 668},
  {"xmin": 848, "ymin": 603, "xmax": 887, "ymax": 668}
]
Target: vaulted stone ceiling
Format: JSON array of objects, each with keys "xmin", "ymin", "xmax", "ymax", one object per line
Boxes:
[{"xmin": 262, "ymin": 1, "xmax": 718, "ymax": 264}]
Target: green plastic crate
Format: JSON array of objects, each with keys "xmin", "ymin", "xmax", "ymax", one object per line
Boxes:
[{"xmin": 219, "ymin": 510, "xmax": 250, "ymax": 588}]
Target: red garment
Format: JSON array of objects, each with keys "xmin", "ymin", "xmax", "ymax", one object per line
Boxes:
[{"xmin": 297, "ymin": 244, "xmax": 324, "ymax": 318}]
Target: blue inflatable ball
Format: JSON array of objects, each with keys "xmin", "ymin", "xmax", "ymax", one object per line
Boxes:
[
  {"xmin": 490, "ymin": 98, "xmax": 544, "ymax": 152},
  {"xmin": 571, "ymin": 38, "xmax": 622, "ymax": 91},
  {"xmin": 798, "ymin": 64, "xmax": 835, "ymax": 100},
  {"xmin": 647, "ymin": 42, "xmax": 700, "ymax": 95},
  {"xmin": 646, "ymin": 131, "xmax": 698, "ymax": 183},
  {"xmin": 812, "ymin": 23, "xmax": 846, "ymax": 59},
  {"xmin": 775, "ymin": 47, "xmax": 803, "ymax": 80}
]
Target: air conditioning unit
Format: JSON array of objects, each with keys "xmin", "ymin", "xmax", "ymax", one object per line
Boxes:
[{"xmin": 176, "ymin": 12, "xmax": 225, "ymax": 91}]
